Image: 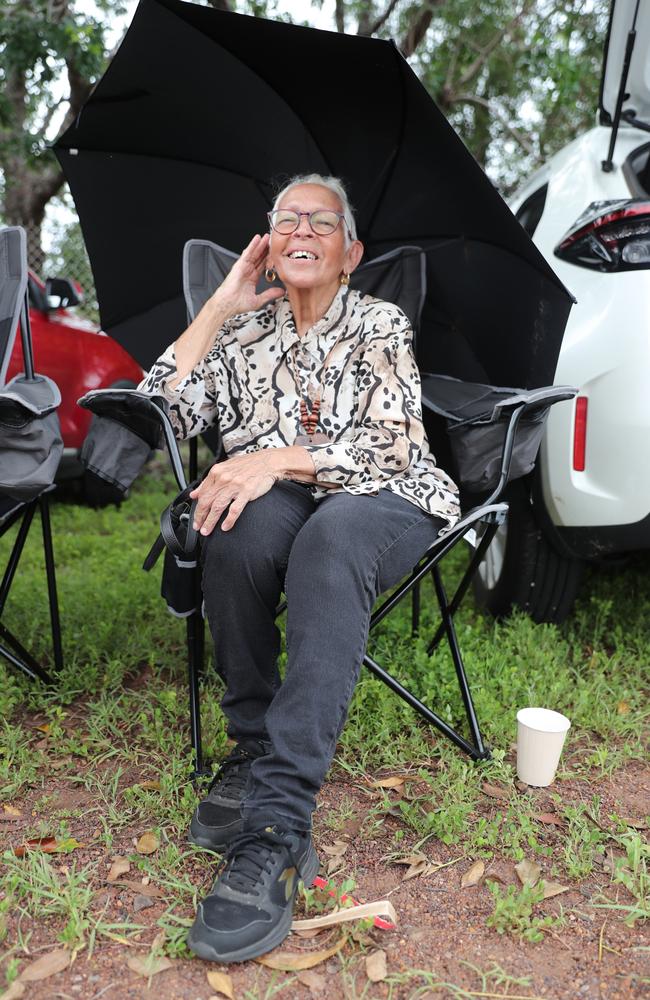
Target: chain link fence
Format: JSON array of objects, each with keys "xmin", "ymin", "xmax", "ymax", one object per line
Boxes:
[{"xmin": 37, "ymin": 188, "xmax": 100, "ymax": 325}]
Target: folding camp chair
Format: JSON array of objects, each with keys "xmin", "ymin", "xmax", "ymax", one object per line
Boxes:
[
  {"xmin": 79, "ymin": 239, "xmax": 575, "ymax": 773},
  {"xmin": 0, "ymin": 227, "xmax": 64, "ymax": 683}
]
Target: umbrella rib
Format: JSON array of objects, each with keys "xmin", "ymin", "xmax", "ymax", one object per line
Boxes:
[
  {"xmin": 151, "ymin": 3, "xmax": 337, "ymax": 178},
  {"xmin": 58, "ymin": 145, "xmax": 274, "ymax": 190},
  {"xmin": 361, "ymin": 40, "xmax": 408, "ymax": 242}
]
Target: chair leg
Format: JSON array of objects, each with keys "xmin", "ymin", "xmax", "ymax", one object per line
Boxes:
[
  {"xmin": 0, "ymin": 623, "xmax": 54, "ymax": 684},
  {"xmin": 411, "ymin": 581, "xmax": 421, "ymax": 636},
  {"xmin": 0, "ymin": 501, "xmax": 58, "ymax": 684},
  {"xmin": 0, "ymin": 503, "xmax": 35, "ymax": 616},
  {"xmin": 431, "ymin": 565, "xmax": 488, "ymax": 759},
  {"xmin": 39, "ymin": 495, "xmax": 63, "ymax": 673},
  {"xmin": 363, "ymin": 650, "xmax": 487, "ymax": 760},
  {"xmin": 186, "ymin": 566, "xmax": 211, "ymax": 780}
]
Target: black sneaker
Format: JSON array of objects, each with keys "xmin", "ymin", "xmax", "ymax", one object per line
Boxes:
[
  {"xmin": 188, "ymin": 739, "xmax": 270, "ymax": 852},
  {"xmin": 187, "ymin": 825, "xmax": 320, "ymax": 963}
]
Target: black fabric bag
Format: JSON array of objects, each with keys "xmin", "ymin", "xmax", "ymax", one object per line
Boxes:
[{"xmin": 143, "ymin": 480, "xmax": 201, "ymax": 617}]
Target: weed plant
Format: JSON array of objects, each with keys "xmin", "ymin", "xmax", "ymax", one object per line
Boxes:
[{"xmin": 0, "ymin": 453, "xmax": 648, "ymax": 986}]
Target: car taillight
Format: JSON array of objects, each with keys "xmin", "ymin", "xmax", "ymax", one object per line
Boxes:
[
  {"xmin": 573, "ymin": 396, "xmax": 588, "ymax": 472},
  {"xmin": 554, "ymin": 199, "xmax": 650, "ymax": 271}
]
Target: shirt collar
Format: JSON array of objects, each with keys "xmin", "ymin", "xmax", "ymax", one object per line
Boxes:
[{"xmin": 277, "ymin": 285, "xmax": 350, "ymax": 359}]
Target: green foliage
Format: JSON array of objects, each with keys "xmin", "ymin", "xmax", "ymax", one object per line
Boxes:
[
  {"xmin": 0, "ymin": 454, "xmax": 648, "ymax": 974},
  {"xmin": 486, "ymin": 879, "xmax": 562, "ymax": 941}
]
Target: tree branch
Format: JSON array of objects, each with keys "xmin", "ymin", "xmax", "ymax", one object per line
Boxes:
[
  {"xmin": 363, "ymin": 0, "xmax": 402, "ymax": 37},
  {"xmin": 454, "ymin": 92, "xmax": 537, "ymax": 157},
  {"xmin": 399, "ymin": 1, "xmax": 445, "ymax": 59},
  {"xmin": 458, "ymin": 0, "xmax": 535, "ymax": 88},
  {"xmin": 335, "ymin": 0, "xmax": 345, "ymax": 33}
]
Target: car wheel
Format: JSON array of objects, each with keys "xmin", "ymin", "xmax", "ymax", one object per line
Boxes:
[
  {"xmin": 82, "ymin": 379, "xmax": 138, "ymax": 507},
  {"xmin": 472, "ymin": 481, "xmax": 584, "ymax": 624}
]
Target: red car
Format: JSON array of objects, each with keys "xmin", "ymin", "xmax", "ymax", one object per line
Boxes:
[{"xmin": 7, "ymin": 272, "xmax": 143, "ymax": 485}]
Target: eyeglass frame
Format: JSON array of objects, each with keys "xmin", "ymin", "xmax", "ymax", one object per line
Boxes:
[{"xmin": 267, "ymin": 209, "xmax": 352, "ymax": 239}]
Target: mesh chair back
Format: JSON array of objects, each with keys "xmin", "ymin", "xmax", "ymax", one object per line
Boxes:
[
  {"xmin": 182, "ymin": 241, "xmax": 239, "ymax": 322},
  {"xmin": 182, "ymin": 241, "xmax": 427, "ymax": 333},
  {"xmin": 0, "ymin": 227, "xmax": 28, "ymax": 387}
]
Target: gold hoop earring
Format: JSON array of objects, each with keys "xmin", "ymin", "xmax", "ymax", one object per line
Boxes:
[
  {"xmin": 340, "ymin": 272, "xmax": 350, "ymax": 286},
  {"xmin": 265, "ymin": 267, "xmax": 277, "ymax": 283}
]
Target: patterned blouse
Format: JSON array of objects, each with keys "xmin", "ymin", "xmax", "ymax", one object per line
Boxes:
[{"xmin": 139, "ymin": 286, "xmax": 460, "ymax": 528}]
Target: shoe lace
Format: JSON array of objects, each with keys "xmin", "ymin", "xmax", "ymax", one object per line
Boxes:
[
  {"xmin": 220, "ymin": 828, "xmax": 299, "ymax": 895},
  {"xmin": 208, "ymin": 744, "xmax": 257, "ymax": 798}
]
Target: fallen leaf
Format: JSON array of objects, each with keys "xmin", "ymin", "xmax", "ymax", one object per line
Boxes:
[
  {"xmin": 2, "ymin": 981, "xmax": 25, "ymax": 999},
  {"xmin": 206, "ymin": 969, "xmax": 234, "ymax": 998},
  {"xmin": 296, "ymin": 970, "xmax": 326, "ymax": 992},
  {"xmin": 619, "ymin": 817, "xmax": 649, "ymax": 830},
  {"xmin": 365, "ymin": 949, "xmax": 387, "ymax": 982},
  {"xmin": 369, "ymin": 776, "xmax": 408, "ymax": 789},
  {"xmin": 117, "ymin": 879, "xmax": 165, "ymax": 898},
  {"xmin": 481, "ymin": 782, "xmax": 510, "ymax": 800},
  {"xmin": 535, "ymin": 813, "xmax": 565, "ymax": 827},
  {"xmin": 402, "ymin": 859, "xmax": 443, "ymax": 881},
  {"xmin": 617, "ymin": 700, "xmax": 630, "ymax": 715},
  {"xmin": 256, "ymin": 935, "xmax": 346, "ymax": 970},
  {"xmin": 107, "ymin": 856, "xmax": 131, "ymax": 882},
  {"xmin": 127, "ymin": 955, "xmax": 174, "ymax": 978},
  {"xmin": 3, "ymin": 805, "xmax": 21, "ymax": 817},
  {"xmin": 461, "ymin": 860, "xmax": 485, "ymax": 888},
  {"xmin": 13, "ymin": 837, "xmax": 83, "ymax": 858},
  {"xmin": 515, "ymin": 859, "xmax": 541, "ymax": 887},
  {"xmin": 135, "ymin": 831, "xmax": 159, "ymax": 855},
  {"xmin": 18, "ymin": 949, "xmax": 70, "ymax": 982},
  {"xmin": 391, "ymin": 853, "xmax": 427, "ymax": 867},
  {"xmin": 540, "ymin": 880, "xmax": 570, "ymax": 899},
  {"xmin": 293, "ymin": 928, "xmax": 324, "ymax": 939},
  {"xmin": 320, "ymin": 841, "xmax": 348, "ymax": 857}
]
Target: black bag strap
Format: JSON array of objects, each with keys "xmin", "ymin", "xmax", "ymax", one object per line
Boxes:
[{"xmin": 143, "ymin": 479, "xmax": 201, "ymax": 571}]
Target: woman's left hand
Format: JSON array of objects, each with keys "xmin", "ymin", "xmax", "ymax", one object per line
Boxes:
[{"xmin": 190, "ymin": 451, "xmax": 282, "ymax": 535}]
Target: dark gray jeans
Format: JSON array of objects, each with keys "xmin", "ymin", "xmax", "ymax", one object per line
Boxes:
[{"xmin": 201, "ymin": 480, "xmax": 443, "ymax": 832}]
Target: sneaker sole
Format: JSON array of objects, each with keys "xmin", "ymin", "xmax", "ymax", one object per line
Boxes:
[{"xmin": 186, "ymin": 844, "xmax": 320, "ymax": 964}]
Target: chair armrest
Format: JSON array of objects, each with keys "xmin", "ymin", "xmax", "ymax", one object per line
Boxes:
[
  {"xmin": 78, "ymin": 388, "xmax": 188, "ymax": 491},
  {"xmin": 491, "ymin": 385, "xmax": 577, "ymax": 421}
]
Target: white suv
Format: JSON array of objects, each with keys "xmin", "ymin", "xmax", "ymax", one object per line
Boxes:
[{"xmin": 475, "ymin": 0, "xmax": 650, "ymax": 623}]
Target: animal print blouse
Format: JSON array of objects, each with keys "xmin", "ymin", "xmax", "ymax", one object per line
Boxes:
[{"xmin": 139, "ymin": 286, "xmax": 460, "ymax": 527}]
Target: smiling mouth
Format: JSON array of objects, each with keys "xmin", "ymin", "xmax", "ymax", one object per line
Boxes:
[{"xmin": 286, "ymin": 251, "xmax": 318, "ymax": 260}]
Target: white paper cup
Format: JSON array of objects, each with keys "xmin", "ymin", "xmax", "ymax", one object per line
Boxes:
[{"xmin": 516, "ymin": 707, "xmax": 571, "ymax": 786}]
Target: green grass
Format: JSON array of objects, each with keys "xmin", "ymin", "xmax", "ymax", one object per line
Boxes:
[{"xmin": 0, "ymin": 455, "xmax": 648, "ymax": 986}]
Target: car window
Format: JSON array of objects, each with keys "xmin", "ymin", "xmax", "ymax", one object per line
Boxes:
[{"xmin": 515, "ymin": 184, "xmax": 548, "ymax": 238}]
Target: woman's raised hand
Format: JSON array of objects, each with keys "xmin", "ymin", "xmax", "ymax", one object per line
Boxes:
[{"xmin": 213, "ymin": 233, "xmax": 284, "ymax": 318}]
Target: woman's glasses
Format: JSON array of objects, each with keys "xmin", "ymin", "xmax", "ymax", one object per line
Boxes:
[{"xmin": 267, "ymin": 209, "xmax": 349, "ymax": 236}]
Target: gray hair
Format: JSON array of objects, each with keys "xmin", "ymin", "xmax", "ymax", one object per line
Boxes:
[{"xmin": 271, "ymin": 173, "xmax": 358, "ymax": 245}]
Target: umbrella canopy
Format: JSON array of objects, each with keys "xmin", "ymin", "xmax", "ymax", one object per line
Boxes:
[{"xmin": 54, "ymin": 0, "xmax": 572, "ymax": 385}]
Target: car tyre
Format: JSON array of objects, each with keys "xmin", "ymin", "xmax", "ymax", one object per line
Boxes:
[{"xmin": 472, "ymin": 481, "xmax": 584, "ymax": 624}]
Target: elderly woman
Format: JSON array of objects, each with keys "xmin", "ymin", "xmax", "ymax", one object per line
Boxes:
[{"xmin": 140, "ymin": 174, "xmax": 459, "ymax": 962}]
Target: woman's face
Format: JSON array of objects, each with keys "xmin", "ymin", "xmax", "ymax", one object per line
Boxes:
[{"xmin": 269, "ymin": 184, "xmax": 363, "ymax": 296}]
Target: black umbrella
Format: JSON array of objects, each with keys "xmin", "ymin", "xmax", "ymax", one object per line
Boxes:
[{"xmin": 54, "ymin": 0, "xmax": 572, "ymax": 384}]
